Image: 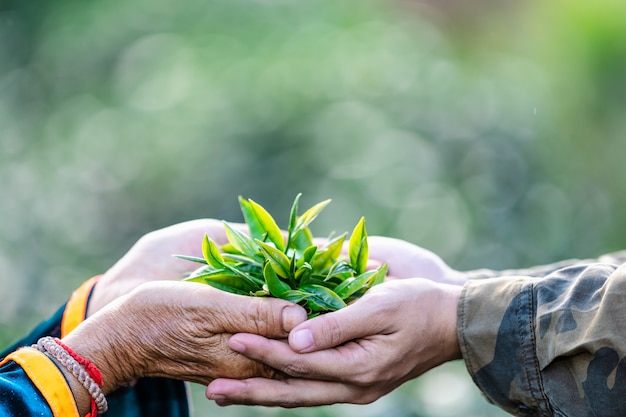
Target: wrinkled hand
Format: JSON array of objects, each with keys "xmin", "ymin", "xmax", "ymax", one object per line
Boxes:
[
  {"xmin": 87, "ymin": 219, "xmax": 246, "ymax": 316},
  {"xmin": 65, "ymin": 280, "xmax": 308, "ymax": 397},
  {"xmin": 205, "ymin": 279, "xmax": 462, "ymax": 407},
  {"xmin": 366, "ymin": 236, "xmax": 466, "ymax": 285}
]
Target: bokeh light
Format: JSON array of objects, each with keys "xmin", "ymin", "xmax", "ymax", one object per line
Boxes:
[{"xmin": 2, "ymin": 0, "xmax": 626, "ymax": 415}]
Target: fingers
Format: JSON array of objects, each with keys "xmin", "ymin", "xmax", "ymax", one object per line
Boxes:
[
  {"xmin": 206, "ymin": 378, "xmax": 376, "ymax": 407},
  {"xmin": 227, "ymin": 325, "xmax": 388, "ymax": 383},
  {"xmin": 207, "ymin": 288, "xmax": 308, "ymax": 337},
  {"xmin": 366, "ymin": 236, "xmax": 426, "ymax": 279},
  {"xmin": 94, "ymin": 282, "xmax": 306, "ymax": 384},
  {"xmin": 288, "ymin": 292, "xmax": 388, "ymax": 353}
]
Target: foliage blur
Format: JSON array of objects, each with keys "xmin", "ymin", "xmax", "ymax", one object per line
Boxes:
[{"xmin": 2, "ymin": 0, "xmax": 626, "ymax": 415}]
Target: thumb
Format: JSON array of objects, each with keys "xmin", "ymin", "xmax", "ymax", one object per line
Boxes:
[
  {"xmin": 219, "ymin": 294, "xmax": 309, "ymax": 338},
  {"xmin": 289, "ymin": 300, "xmax": 382, "ymax": 353}
]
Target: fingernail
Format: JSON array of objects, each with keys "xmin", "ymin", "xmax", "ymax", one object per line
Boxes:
[
  {"xmin": 229, "ymin": 338, "xmax": 245, "ymax": 353},
  {"xmin": 282, "ymin": 305, "xmax": 307, "ymax": 332},
  {"xmin": 208, "ymin": 393, "xmax": 232, "ymax": 406},
  {"xmin": 290, "ymin": 328, "xmax": 314, "ymax": 352}
]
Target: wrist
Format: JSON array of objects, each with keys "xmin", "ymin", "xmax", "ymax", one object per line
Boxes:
[
  {"xmin": 63, "ymin": 300, "xmax": 143, "ymax": 395},
  {"xmin": 48, "ymin": 354, "xmax": 92, "ymax": 416},
  {"xmin": 441, "ymin": 269, "xmax": 469, "ymax": 286},
  {"xmin": 438, "ymin": 283, "xmax": 462, "ymax": 361},
  {"xmin": 33, "ymin": 337, "xmax": 107, "ymax": 417}
]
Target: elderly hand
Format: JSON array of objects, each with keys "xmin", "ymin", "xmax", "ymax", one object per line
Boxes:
[
  {"xmin": 87, "ymin": 219, "xmax": 245, "ymax": 316},
  {"xmin": 205, "ymin": 278, "xmax": 461, "ymax": 407},
  {"xmin": 366, "ymin": 236, "xmax": 466, "ymax": 285},
  {"xmin": 62, "ymin": 280, "xmax": 307, "ymax": 414}
]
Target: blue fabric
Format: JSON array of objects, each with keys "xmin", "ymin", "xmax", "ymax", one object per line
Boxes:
[
  {"xmin": 1, "ymin": 304, "xmax": 190, "ymax": 417},
  {"xmin": 0, "ymin": 360, "xmax": 53, "ymax": 417}
]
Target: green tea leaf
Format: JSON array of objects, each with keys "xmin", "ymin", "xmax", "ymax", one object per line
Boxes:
[
  {"xmin": 238, "ymin": 196, "xmax": 264, "ymax": 241},
  {"xmin": 294, "ymin": 199, "xmax": 331, "ymax": 236},
  {"xmin": 263, "ymin": 263, "xmax": 291, "ymax": 297},
  {"xmin": 181, "ymin": 195, "xmax": 377, "ymax": 319},
  {"xmin": 186, "ymin": 265, "xmax": 219, "ymax": 278},
  {"xmin": 300, "ymin": 284, "xmax": 347, "ymax": 311},
  {"xmin": 256, "ymin": 239, "xmax": 291, "ymax": 278},
  {"xmin": 324, "ymin": 259, "xmax": 354, "ymax": 281},
  {"xmin": 304, "ymin": 273, "xmax": 330, "ymax": 286},
  {"xmin": 279, "ymin": 289, "xmax": 313, "ymax": 304},
  {"xmin": 369, "ymin": 262, "xmax": 388, "ymax": 286},
  {"xmin": 249, "ymin": 199, "xmax": 285, "ymax": 251},
  {"xmin": 198, "ymin": 280, "xmax": 251, "ymax": 296},
  {"xmin": 334, "ymin": 270, "xmax": 376, "ymax": 299},
  {"xmin": 295, "ymin": 262, "xmax": 313, "ymax": 285},
  {"xmin": 305, "ymin": 299, "xmax": 328, "ymax": 313},
  {"xmin": 311, "ymin": 233, "xmax": 346, "ymax": 270},
  {"xmin": 220, "ymin": 243, "xmax": 239, "ymax": 254},
  {"xmin": 222, "ymin": 262, "xmax": 265, "ymax": 287},
  {"xmin": 172, "ymin": 254, "xmax": 208, "ymax": 265},
  {"xmin": 349, "ymin": 217, "xmax": 368, "ymax": 275},
  {"xmin": 302, "ymin": 246, "xmax": 318, "ymax": 264},
  {"xmin": 252, "ymin": 289, "xmax": 270, "ymax": 297},
  {"xmin": 222, "ymin": 253, "xmax": 262, "ymax": 268},
  {"xmin": 223, "ymin": 221, "xmax": 259, "ymax": 258},
  {"xmin": 292, "ymin": 227, "xmax": 314, "ymax": 252},
  {"xmin": 286, "ymin": 193, "xmax": 302, "ymax": 247},
  {"xmin": 184, "ymin": 270, "xmax": 258, "ymax": 295},
  {"xmin": 202, "ymin": 234, "xmax": 225, "ymax": 268},
  {"xmin": 289, "ymin": 250, "xmax": 297, "ymax": 275}
]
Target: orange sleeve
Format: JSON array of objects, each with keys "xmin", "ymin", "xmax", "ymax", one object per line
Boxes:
[
  {"xmin": 61, "ymin": 276, "xmax": 101, "ymax": 338},
  {"xmin": 0, "ymin": 348, "xmax": 80, "ymax": 417}
]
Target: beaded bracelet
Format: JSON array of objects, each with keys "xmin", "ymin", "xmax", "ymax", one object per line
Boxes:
[
  {"xmin": 33, "ymin": 336, "xmax": 108, "ymax": 416},
  {"xmin": 53, "ymin": 338, "xmax": 104, "ymax": 387}
]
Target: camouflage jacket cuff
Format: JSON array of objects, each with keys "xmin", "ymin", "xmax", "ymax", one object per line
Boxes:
[
  {"xmin": 458, "ymin": 277, "xmax": 552, "ymax": 416},
  {"xmin": 459, "ymin": 263, "xmax": 626, "ymax": 417}
]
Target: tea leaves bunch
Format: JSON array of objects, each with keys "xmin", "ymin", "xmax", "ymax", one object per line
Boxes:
[{"xmin": 176, "ymin": 194, "xmax": 387, "ymax": 317}]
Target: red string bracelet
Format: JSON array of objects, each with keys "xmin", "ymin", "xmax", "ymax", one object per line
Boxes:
[
  {"xmin": 53, "ymin": 338, "xmax": 105, "ymax": 417},
  {"xmin": 33, "ymin": 337, "xmax": 108, "ymax": 417},
  {"xmin": 54, "ymin": 338, "xmax": 104, "ymax": 386}
]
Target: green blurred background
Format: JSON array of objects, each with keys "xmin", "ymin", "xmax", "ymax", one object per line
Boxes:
[{"xmin": 2, "ymin": 0, "xmax": 626, "ymax": 415}]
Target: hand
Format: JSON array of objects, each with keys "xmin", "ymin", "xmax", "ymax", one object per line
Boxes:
[
  {"xmin": 366, "ymin": 236, "xmax": 466, "ymax": 285},
  {"xmin": 87, "ymin": 219, "xmax": 246, "ymax": 316},
  {"xmin": 62, "ymin": 280, "xmax": 308, "ymax": 413},
  {"xmin": 205, "ymin": 278, "xmax": 462, "ymax": 407}
]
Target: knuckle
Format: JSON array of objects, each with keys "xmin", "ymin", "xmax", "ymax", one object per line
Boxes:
[
  {"xmin": 351, "ymin": 370, "xmax": 380, "ymax": 387},
  {"xmin": 348, "ymin": 359, "xmax": 392, "ymax": 387},
  {"xmin": 319, "ymin": 314, "xmax": 346, "ymax": 347},
  {"xmin": 244, "ymin": 299, "xmax": 275, "ymax": 335},
  {"xmin": 280, "ymin": 359, "xmax": 311, "ymax": 377},
  {"xmin": 357, "ymin": 391, "xmax": 382, "ymax": 405},
  {"xmin": 137, "ymin": 230, "xmax": 160, "ymax": 247}
]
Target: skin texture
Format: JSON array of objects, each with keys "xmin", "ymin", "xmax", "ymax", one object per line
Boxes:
[
  {"xmin": 206, "ymin": 278, "xmax": 461, "ymax": 407},
  {"xmin": 57, "ymin": 222, "xmax": 464, "ymax": 413},
  {"xmin": 57, "ymin": 220, "xmax": 307, "ymax": 415},
  {"xmin": 205, "ymin": 235, "xmax": 466, "ymax": 408},
  {"xmin": 63, "ymin": 282, "xmax": 307, "ymax": 414}
]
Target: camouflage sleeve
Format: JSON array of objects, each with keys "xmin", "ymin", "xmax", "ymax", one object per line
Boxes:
[
  {"xmin": 458, "ymin": 262, "xmax": 626, "ymax": 416},
  {"xmin": 464, "ymin": 250, "xmax": 626, "ymax": 280}
]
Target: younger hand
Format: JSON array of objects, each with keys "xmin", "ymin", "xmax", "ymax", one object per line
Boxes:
[
  {"xmin": 367, "ymin": 236, "xmax": 466, "ymax": 284},
  {"xmin": 206, "ymin": 278, "xmax": 462, "ymax": 407}
]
